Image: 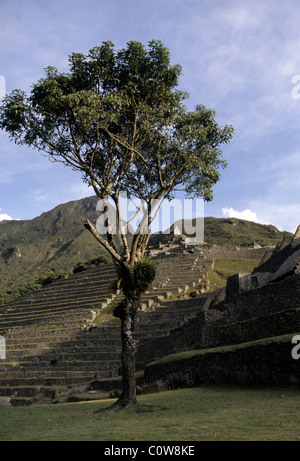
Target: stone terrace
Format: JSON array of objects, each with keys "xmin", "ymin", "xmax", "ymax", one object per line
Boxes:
[{"xmin": 0, "ymin": 252, "xmax": 210, "ymax": 405}]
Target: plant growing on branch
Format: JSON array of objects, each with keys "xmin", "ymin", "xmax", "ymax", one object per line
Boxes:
[{"xmin": 0, "ymin": 40, "xmax": 234, "ymax": 408}]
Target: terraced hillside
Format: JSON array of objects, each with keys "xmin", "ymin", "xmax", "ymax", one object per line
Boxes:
[
  {"xmin": 0, "ymin": 195, "xmax": 291, "ymax": 296},
  {"xmin": 0, "ymin": 253, "xmax": 211, "ymax": 405}
]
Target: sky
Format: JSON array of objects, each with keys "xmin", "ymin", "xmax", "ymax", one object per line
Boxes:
[{"xmin": 1, "ymin": 0, "xmax": 300, "ymax": 234}]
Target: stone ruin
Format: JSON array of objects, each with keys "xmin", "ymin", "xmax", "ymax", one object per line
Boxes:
[
  {"xmin": 143, "ymin": 224, "xmax": 300, "ymax": 387},
  {"xmin": 1, "ymin": 222, "xmax": 300, "ymax": 403},
  {"xmin": 225, "ymin": 225, "xmax": 300, "ymax": 303}
]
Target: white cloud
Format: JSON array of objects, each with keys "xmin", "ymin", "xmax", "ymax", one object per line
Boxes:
[
  {"xmin": 0, "ymin": 213, "xmax": 13, "ymax": 221},
  {"xmin": 1, "ymin": 0, "xmax": 300, "ymax": 232},
  {"xmin": 0, "ymin": 209, "xmax": 18, "ymax": 221},
  {"xmin": 222, "ymin": 207, "xmax": 261, "ymax": 223},
  {"xmin": 0, "ymin": 200, "xmax": 20, "ymax": 220},
  {"xmin": 222, "ymin": 203, "xmax": 300, "ymax": 234},
  {"xmin": 245, "ymin": 202, "xmax": 300, "ymax": 234},
  {"xmin": 175, "ymin": 0, "xmax": 300, "ymax": 143}
]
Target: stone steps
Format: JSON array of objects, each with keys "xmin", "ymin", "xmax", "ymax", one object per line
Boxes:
[
  {"xmin": 0, "ymin": 253, "xmax": 210, "ymax": 404},
  {"xmin": 216, "ymin": 307, "xmax": 300, "ymax": 347},
  {"xmin": 0, "ymin": 311, "xmax": 93, "ymax": 330},
  {"xmin": 3, "ymin": 266, "xmax": 117, "ymax": 301},
  {"xmin": 1, "ymin": 313, "xmax": 194, "ymax": 367},
  {"xmin": 0, "ymin": 386, "xmax": 41, "ymax": 397},
  {"xmin": 0, "ymin": 360, "xmax": 120, "ymax": 374},
  {"xmin": 3, "ymin": 295, "xmax": 111, "ymax": 312},
  {"xmin": 0, "ymin": 265, "xmax": 118, "ymax": 330},
  {"xmin": 0, "ymin": 369, "xmax": 99, "ymax": 378}
]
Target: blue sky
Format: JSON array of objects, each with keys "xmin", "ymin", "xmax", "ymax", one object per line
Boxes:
[{"xmin": 1, "ymin": 0, "xmax": 300, "ymax": 233}]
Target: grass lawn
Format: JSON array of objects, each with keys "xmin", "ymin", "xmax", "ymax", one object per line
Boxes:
[
  {"xmin": 208, "ymin": 258, "xmax": 261, "ymax": 291},
  {"xmin": 0, "ymin": 385, "xmax": 299, "ymax": 441}
]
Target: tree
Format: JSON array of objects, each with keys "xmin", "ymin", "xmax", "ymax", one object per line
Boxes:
[{"xmin": 0, "ymin": 40, "xmax": 234, "ymax": 408}]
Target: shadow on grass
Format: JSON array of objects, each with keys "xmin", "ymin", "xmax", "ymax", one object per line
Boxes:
[{"xmin": 87, "ymin": 398, "xmax": 167, "ymax": 414}]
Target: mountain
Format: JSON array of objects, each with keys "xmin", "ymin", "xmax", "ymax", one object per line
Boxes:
[
  {"xmin": 0, "ymin": 196, "xmax": 293, "ymax": 293},
  {"xmin": 0, "ymin": 196, "xmax": 105, "ymax": 292},
  {"xmin": 199, "ymin": 217, "xmax": 293, "ymax": 247},
  {"xmin": 150, "ymin": 216, "xmax": 292, "ymax": 248}
]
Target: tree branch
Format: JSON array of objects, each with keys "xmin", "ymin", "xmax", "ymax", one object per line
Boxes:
[{"xmin": 84, "ymin": 218, "xmax": 123, "ymax": 264}]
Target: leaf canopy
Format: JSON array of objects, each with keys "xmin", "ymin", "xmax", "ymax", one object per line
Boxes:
[{"xmin": 0, "ymin": 40, "xmax": 234, "ymax": 266}]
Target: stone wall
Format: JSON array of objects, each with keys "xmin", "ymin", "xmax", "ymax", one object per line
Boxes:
[
  {"xmin": 216, "ymin": 308, "xmax": 300, "ymax": 347},
  {"xmin": 255, "ymin": 239, "xmax": 300, "ymax": 274},
  {"xmin": 142, "ymin": 240, "xmax": 300, "ymax": 387},
  {"xmin": 147, "ymin": 236, "xmax": 270, "ymax": 263},
  {"xmin": 199, "ymin": 245, "xmax": 268, "ymax": 262},
  {"xmin": 144, "ymin": 336, "xmax": 300, "ymax": 386},
  {"xmin": 136, "ymin": 298, "xmax": 210, "ymax": 368},
  {"xmin": 233, "ymin": 273, "xmax": 300, "ymax": 321},
  {"xmin": 209, "ymin": 273, "xmax": 300, "ymax": 348},
  {"xmin": 140, "ymin": 238, "xmax": 300, "ymax": 386},
  {"xmin": 137, "ymin": 274, "xmax": 300, "ymax": 368}
]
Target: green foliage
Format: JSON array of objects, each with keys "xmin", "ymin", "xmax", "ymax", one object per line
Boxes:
[
  {"xmin": 113, "ymin": 300, "xmax": 125, "ymax": 319},
  {"xmin": 0, "ymin": 282, "xmax": 40, "ymax": 305},
  {"xmin": 143, "ymin": 374, "xmax": 191, "ymax": 393},
  {"xmin": 107, "ymin": 257, "xmax": 157, "ymax": 300},
  {"xmin": 0, "ymin": 254, "xmax": 110, "ymax": 305},
  {"xmin": 0, "ymin": 38, "xmax": 234, "ymax": 393},
  {"xmin": 0, "ymin": 269, "xmax": 68, "ymax": 305},
  {"xmin": 0, "ymin": 40, "xmax": 234, "ymax": 248},
  {"xmin": 165, "ymin": 373, "xmax": 191, "ymax": 390},
  {"xmin": 0, "ymin": 196, "xmax": 115, "ymax": 294},
  {"xmin": 106, "ymin": 278, "xmax": 123, "ymax": 294},
  {"xmin": 203, "ymin": 217, "xmax": 292, "ymax": 246},
  {"xmin": 73, "ymin": 254, "xmax": 110, "ymax": 273},
  {"xmin": 38, "ymin": 269, "xmax": 69, "ymax": 286},
  {"xmin": 133, "ymin": 256, "xmax": 157, "ymax": 293},
  {"xmin": 72, "ymin": 261, "xmax": 90, "ymax": 273}
]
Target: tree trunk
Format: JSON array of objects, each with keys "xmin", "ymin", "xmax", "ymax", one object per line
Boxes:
[
  {"xmin": 117, "ymin": 291, "xmax": 141, "ymax": 407},
  {"xmin": 119, "ymin": 309, "xmax": 137, "ymax": 406}
]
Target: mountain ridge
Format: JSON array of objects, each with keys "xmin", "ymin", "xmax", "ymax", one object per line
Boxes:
[{"xmin": 0, "ymin": 196, "xmax": 293, "ymax": 293}]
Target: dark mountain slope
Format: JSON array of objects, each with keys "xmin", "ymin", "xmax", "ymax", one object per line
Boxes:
[
  {"xmin": 0, "ymin": 196, "xmax": 292, "ymax": 293},
  {"xmin": 0, "ymin": 196, "xmax": 104, "ymax": 291}
]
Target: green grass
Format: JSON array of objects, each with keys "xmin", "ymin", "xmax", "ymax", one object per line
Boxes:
[
  {"xmin": 203, "ymin": 217, "xmax": 292, "ymax": 246},
  {"xmin": 208, "ymin": 258, "xmax": 261, "ymax": 291},
  {"xmin": 146, "ymin": 334, "xmax": 297, "ymax": 366},
  {"xmin": 1, "ymin": 385, "xmax": 300, "ymax": 441}
]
